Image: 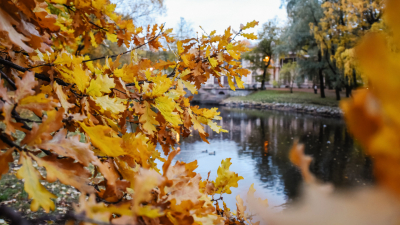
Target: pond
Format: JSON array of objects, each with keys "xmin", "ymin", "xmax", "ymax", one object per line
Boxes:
[{"xmin": 173, "ymin": 107, "xmax": 374, "ymax": 210}]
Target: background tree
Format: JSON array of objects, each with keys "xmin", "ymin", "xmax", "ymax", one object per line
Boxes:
[
  {"xmin": 277, "ymin": 0, "xmax": 334, "ymax": 99},
  {"xmin": 280, "ymin": 61, "xmax": 299, "ymax": 93},
  {"xmin": 175, "ymin": 17, "xmax": 195, "ymax": 40},
  {"xmin": 113, "ymin": 0, "xmax": 166, "ymax": 26},
  {"xmin": 243, "ymin": 19, "xmax": 280, "ymax": 90},
  {"xmin": 310, "ymin": 0, "xmax": 384, "ymax": 96}
]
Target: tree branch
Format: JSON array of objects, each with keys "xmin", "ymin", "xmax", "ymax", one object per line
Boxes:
[
  {"xmin": 82, "ymin": 24, "xmax": 165, "ymax": 63},
  {"xmin": 0, "ymin": 58, "xmax": 70, "ymax": 86},
  {"xmin": 0, "ymin": 205, "xmax": 30, "ymax": 225}
]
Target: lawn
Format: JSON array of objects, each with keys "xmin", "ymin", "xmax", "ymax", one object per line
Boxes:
[{"xmin": 226, "ymin": 89, "xmax": 341, "ymax": 107}]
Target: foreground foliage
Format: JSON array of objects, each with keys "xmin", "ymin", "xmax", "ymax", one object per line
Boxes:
[{"xmin": 0, "ymin": 0, "xmax": 264, "ymax": 224}]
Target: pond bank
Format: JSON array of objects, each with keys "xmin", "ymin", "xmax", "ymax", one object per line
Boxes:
[{"xmin": 220, "ymin": 100, "xmax": 343, "ymax": 118}]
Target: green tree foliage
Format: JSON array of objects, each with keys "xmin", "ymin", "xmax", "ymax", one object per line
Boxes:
[
  {"xmin": 280, "ymin": 61, "xmax": 299, "ymax": 93},
  {"xmin": 243, "ymin": 20, "xmax": 280, "ymax": 90}
]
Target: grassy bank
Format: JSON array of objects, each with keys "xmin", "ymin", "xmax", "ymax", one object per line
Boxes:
[{"xmin": 226, "ymin": 89, "xmax": 340, "ymax": 107}]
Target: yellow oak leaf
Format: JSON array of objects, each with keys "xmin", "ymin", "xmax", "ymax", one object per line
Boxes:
[
  {"xmin": 92, "ymin": 96, "xmax": 125, "ymax": 114},
  {"xmin": 53, "ymin": 52, "xmax": 83, "ymax": 67},
  {"xmin": 146, "ymin": 74, "xmax": 172, "ymax": 98},
  {"xmin": 32, "ymin": 154, "xmax": 95, "ymax": 194},
  {"xmin": 89, "ymin": 31, "xmax": 98, "ymax": 48},
  {"xmin": 227, "ymin": 49, "xmax": 240, "ymax": 60},
  {"xmin": 207, "ymin": 120, "xmax": 228, "ymax": 134},
  {"xmin": 16, "ymin": 152, "xmax": 56, "ymax": 213},
  {"xmin": 139, "ymin": 101, "xmax": 159, "ymax": 136},
  {"xmin": 227, "ymin": 75, "xmax": 236, "ymax": 91},
  {"xmin": 49, "ymin": 0, "xmax": 67, "ymax": 3},
  {"xmin": 182, "ymin": 80, "xmax": 197, "ymax": 94},
  {"xmin": 106, "ymin": 33, "xmax": 118, "ymax": 42},
  {"xmin": 18, "ymin": 93, "xmax": 59, "ymax": 116},
  {"xmin": 86, "ymin": 74, "xmax": 116, "ymax": 97},
  {"xmin": 153, "ymin": 96, "xmax": 182, "ymax": 127},
  {"xmin": 214, "ymin": 158, "xmax": 244, "ymax": 194},
  {"xmin": 177, "ymin": 41, "xmax": 184, "ymax": 55},
  {"xmin": 241, "ymin": 33, "xmax": 258, "ymax": 40},
  {"xmin": 40, "ymin": 85, "xmax": 53, "ymax": 95},
  {"xmin": 79, "ymin": 122, "xmax": 125, "ymax": 157},
  {"xmin": 208, "ymin": 57, "xmax": 218, "ymax": 67},
  {"xmin": 235, "ymin": 76, "xmax": 245, "ymax": 89},
  {"xmin": 73, "ymin": 66, "xmax": 91, "ymax": 93},
  {"xmin": 138, "ymin": 206, "xmax": 164, "ymax": 218},
  {"xmin": 241, "ymin": 20, "xmax": 259, "ymax": 30}
]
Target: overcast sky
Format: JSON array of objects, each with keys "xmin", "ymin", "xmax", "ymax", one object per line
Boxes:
[{"xmin": 156, "ymin": 0, "xmax": 287, "ymax": 39}]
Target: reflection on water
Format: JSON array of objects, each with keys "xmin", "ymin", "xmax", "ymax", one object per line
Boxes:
[{"xmin": 174, "ymin": 107, "xmax": 374, "ymax": 209}]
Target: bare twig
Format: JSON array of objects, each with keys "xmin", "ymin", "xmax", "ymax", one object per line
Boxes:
[{"xmin": 0, "ymin": 70, "xmax": 16, "ymax": 90}]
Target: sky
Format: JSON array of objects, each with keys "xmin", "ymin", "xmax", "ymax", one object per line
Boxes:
[{"xmin": 156, "ymin": 0, "xmax": 287, "ymax": 39}]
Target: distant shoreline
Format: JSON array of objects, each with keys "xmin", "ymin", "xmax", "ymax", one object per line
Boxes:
[{"xmin": 219, "ymin": 101, "xmax": 343, "ymax": 118}]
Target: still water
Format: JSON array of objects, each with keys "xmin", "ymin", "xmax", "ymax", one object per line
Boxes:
[{"xmin": 173, "ymin": 107, "xmax": 374, "ymax": 210}]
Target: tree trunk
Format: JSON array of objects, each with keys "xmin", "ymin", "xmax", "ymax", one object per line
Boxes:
[
  {"xmin": 318, "ymin": 51, "xmax": 325, "ymax": 98},
  {"xmin": 352, "ymin": 69, "xmax": 357, "ymax": 90},
  {"xmin": 345, "ymin": 76, "xmax": 350, "ymax": 97},
  {"xmin": 335, "ymin": 87, "xmax": 341, "ymax": 101},
  {"xmin": 261, "ymin": 66, "xmax": 267, "ymax": 90},
  {"xmin": 319, "ymin": 69, "xmax": 325, "ymax": 98},
  {"xmin": 290, "ymin": 86, "xmax": 293, "ymax": 93}
]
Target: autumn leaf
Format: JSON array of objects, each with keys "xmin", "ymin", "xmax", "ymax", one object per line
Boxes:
[
  {"xmin": 132, "ymin": 168, "xmax": 164, "ymax": 217},
  {"xmin": 181, "ymin": 80, "xmax": 198, "ymax": 94},
  {"xmin": 214, "ymin": 158, "xmax": 244, "ymax": 194},
  {"xmin": 93, "ymin": 95, "xmax": 126, "ymax": 114},
  {"xmin": 32, "ymin": 154, "xmax": 95, "ymax": 193},
  {"xmin": 22, "ymin": 109, "xmax": 64, "ymax": 146},
  {"xmin": 79, "ymin": 122, "xmax": 125, "ymax": 157},
  {"xmin": 153, "ymin": 95, "xmax": 182, "ymax": 127},
  {"xmin": 0, "ymin": 148, "xmax": 14, "ymax": 179},
  {"xmin": 241, "ymin": 33, "xmax": 258, "ymax": 40},
  {"xmin": 18, "ymin": 93, "xmax": 59, "ymax": 116},
  {"xmin": 0, "ymin": 8, "xmax": 33, "ymax": 53},
  {"xmin": 289, "ymin": 140, "xmax": 316, "ymax": 183},
  {"xmin": 54, "ymin": 83, "xmax": 75, "ymax": 110},
  {"xmin": 86, "ymin": 74, "xmax": 116, "ymax": 97},
  {"xmin": 139, "ymin": 101, "xmax": 159, "ymax": 136},
  {"xmin": 16, "ymin": 152, "xmax": 56, "ymax": 213},
  {"xmin": 15, "ymin": 71, "xmax": 38, "ymax": 101},
  {"xmin": 39, "ymin": 129, "xmax": 96, "ymax": 167},
  {"xmin": 241, "ymin": 20, "xmax": 259, "ymax": 30}
]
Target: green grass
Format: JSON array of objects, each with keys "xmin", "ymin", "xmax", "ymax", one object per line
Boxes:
[{"xmin": 226, "ymin": 90, "xmax": 340, "ymax": 107}]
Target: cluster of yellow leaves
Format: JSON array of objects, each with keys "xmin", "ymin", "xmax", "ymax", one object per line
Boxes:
[
  {"xmin": 340, "ymin": 0, "xmax": 400, "ymax": 198},
  {"xmin": 0, "ymin": 0, "xmax": 260, "ymax": 224},
  {"xmin": 310, "ymin": 0, "xmax": 384, "ymax": 78}
]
